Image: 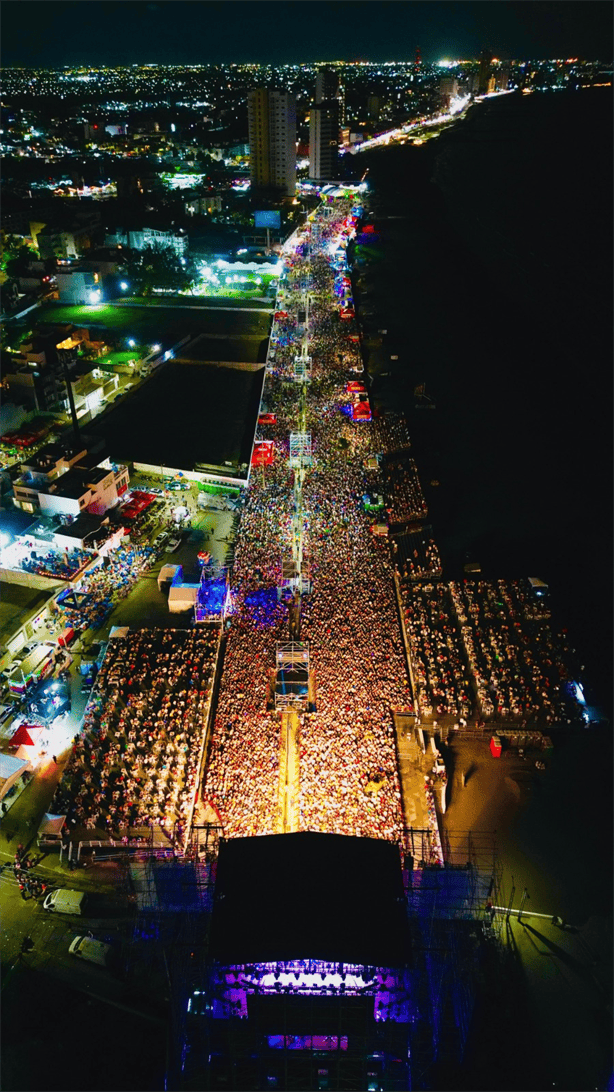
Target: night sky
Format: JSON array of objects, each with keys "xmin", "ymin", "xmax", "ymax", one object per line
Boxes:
[{"xmin": 2, "ymin": 0, "xmax": 612, "ymax": 67}]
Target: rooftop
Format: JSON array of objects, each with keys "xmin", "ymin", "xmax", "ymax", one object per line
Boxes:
[
  {"xmin": 210, "ymin": 833, "xmax": 411, "ymax": 967},
  {"xmin": 87, "ymin": 359, "xmax": 264, "ymax": 478},
  {"xmin": 0, "ymin": 579, "xmax": 54, "ymax": 649}
]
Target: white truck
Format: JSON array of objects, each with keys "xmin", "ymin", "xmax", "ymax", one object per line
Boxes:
[
  {"xmin": 43, "ymin": 888, "xmax": 87, "ymax": 915},
  {"xmin": 69, "ymin": 935, "xmax": 112, "ymax": 966}
]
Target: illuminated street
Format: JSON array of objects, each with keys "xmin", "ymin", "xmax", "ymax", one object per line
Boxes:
[{"xmin": 1, "ymin": 8, "xmax": 612, "ymax": 1091}]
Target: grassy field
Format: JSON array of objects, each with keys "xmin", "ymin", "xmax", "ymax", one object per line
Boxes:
[{"xmin": 32, "ymin": 301, "xmax": 271, "ymax": 347}]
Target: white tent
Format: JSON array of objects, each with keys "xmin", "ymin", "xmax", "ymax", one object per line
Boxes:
[
  {"xmin": 0, "ymin": 753, "xmax": 29, "ymax": 801},
  {"xmin": 37, "ymin": 812, "xmax": 67, "ymax": 844},
  {"xmin": 158, "ymin": 564, "xmax": 180, "ymax": 590},
  {"xmin": 168, "ymin": 585, "xmax": 197, "ymax": 613}
]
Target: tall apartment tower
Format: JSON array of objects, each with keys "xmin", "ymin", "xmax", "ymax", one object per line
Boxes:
[
  {"xmin": 478, "ymin": 49, "xmax": 493, "ymax": 94},
  {"xmin": 309, "ymin": 102, "xmax": 340, "ymax": 181},
  {"xmin": 315, "ymin": 67, "xmax": 339, "ymax": 105},
  {"xmin": 309, "ymin": 68, "xmax": 341, "ymax": 182},
  {"xmin": 247, "ymin": 89, "xmax": 296, "ymax": 197}
]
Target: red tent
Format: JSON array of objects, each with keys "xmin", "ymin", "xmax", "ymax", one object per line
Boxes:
[
  {"xmin": 251, "ymin": 440, "xmax": 275, "ymax": 467},
  {"xmin": 9, "ymin": 722, "xmax": 40, "ymax": 748}
]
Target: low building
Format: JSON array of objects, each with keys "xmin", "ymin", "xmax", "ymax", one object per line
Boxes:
[
  {"xmin": 12, "ymin": 443, "xmax": 128, "ymax": 519},
  {"xmin": 54, "ymin": 270, "xmax": 102, "ymax": 305},
  {"xmin": 53, "ymin": 512, "xmax": 118, "ymax": 551},
  {"xmin": 105, "ymin": 226, "xmax": 188, "ymax": 257}
]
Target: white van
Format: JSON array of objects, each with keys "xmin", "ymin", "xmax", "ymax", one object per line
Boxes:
[
  {"xmin": 43, "ymin": 888, "xmax": 87, "ymax": 915},
  {"xmin": 69, "ymin": 935, "xmax": 112, "ymax": 967}
]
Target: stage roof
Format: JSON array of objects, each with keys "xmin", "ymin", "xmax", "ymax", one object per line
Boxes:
[{"xmin": 210, "ymin": 832, "xmax": 410, "ymax": 968}]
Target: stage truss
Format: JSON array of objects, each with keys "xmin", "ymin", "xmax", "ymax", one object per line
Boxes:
[
  {"xmin": 289, "ymin": 432, "xmax": 312, "ymax": 468},
  {"xmin": 293, "ymin": 355, "xmax": 312, "ymax": 382},
  {"xmin": 274, "ymin": 642, "xmax": 310, "ymax": 711}
]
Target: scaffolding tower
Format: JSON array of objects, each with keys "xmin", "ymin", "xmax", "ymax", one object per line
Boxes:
[
  {"xmin": 289, "ymin": 432, "xmax": 312, "ymax": 468},
  {"xmin": 293, "ymin": 354, "xmax": 312, "ymax": 382},
  {"xmin": 401, "ymin": 828, "xmax": 503, "ymax": 1088},
  {"xmin": 274, "ymin": 642, "xmax": 310, "ymax": 711}
]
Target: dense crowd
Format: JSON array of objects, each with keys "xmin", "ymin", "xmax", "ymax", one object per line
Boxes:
[
  {"xmin": 202, "ymin": 202, "xmax": 411, "ymax": 843},
  {"xmin": 399, "ymin": 576, "xmax": 583, "ymax": 724},
  {"xmin": 393, "ymin": 530, "xmax": 443, "ymax": 582},
  {"xmin": 382, "ymin": 453, "xmax": 428, "ymax": 525},
  {"xmin": 449, "ymin": 579, "xmax": 582, "ymax": 724},
  {"xmin": 401, "ymin": 583, "xmax": 473, "ymax": 719},
  {"xmin": 51, "ymin": 628, "xmax": 219, "ymax": 835},
  {"xmin": 201, "ymin": 392, "xmax": 297, "ymax": 836},
  {"xmin": 54, "ymin": 544, "xmax": 155, "ymax": 633},
  {"xmin": 20, "ymin": 547, "xmax": 93, "ymax": 581}
]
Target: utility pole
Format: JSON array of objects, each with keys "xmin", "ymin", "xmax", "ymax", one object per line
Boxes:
[{"xmin": 517, "ymin": 887, "xmax": 529, "ymax": 924}]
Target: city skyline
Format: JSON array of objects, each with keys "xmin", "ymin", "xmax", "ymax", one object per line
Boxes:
[{"xmin": 1, "ymin": 0, "xmax": 612, "ymax": 68}]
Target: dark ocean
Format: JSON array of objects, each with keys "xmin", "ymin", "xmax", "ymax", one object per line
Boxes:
[{"xmin": 356, "ymin": 88, "xmax": 613, "ymax": 714}]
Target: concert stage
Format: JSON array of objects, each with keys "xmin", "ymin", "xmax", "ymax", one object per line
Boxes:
[{"xmin": 210, "ymin": 832, "xmax": 411, "ymax": 968}]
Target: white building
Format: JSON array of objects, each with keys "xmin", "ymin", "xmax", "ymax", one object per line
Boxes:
[
  {"xmin": 12, "ymin": 445, "xmax": 128, "ymax": 519},
  {"xmin": 105, "ymin": 227, "xmax": 188, "ymax": 257}
]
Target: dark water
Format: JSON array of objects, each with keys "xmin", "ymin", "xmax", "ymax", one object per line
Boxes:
[{"xmin": 357, "ymin": 88, "xmax": 613, "ymax": 714}]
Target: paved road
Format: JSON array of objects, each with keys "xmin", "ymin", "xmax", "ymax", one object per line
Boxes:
[{"xmin": 441, "ymin": 732, "xmax": 612, "ymax": 1091}]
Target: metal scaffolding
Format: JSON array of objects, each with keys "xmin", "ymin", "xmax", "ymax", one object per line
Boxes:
[
  {"xmin": 289, "ymin": 432, "xmax": 312, "ymax": 468},
  {"xmin": 274, "ymin": 642, "xmax": 310, "ymax": 711}
]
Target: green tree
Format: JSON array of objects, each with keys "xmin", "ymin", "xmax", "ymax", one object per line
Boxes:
[
  {"xmin": 120, "ymin": 245, "xmax": 192, "ymax": 297},
  {"xmin": 0, "ymin": 233, "xmax": 39, "ymax": 281}
]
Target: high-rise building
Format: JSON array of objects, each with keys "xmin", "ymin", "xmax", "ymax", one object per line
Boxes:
[
  {"xmin": 315, "ymin": 66, "xmax": 345, "ymax": 124},
  {"xmin": 309, "ymin": 101, "xmax": 340, "ymax": 182},
  {"xmin": 315, "ymin": 67, "xmax": 339, "ymax": 105},
  {"xmin": 478, "ymin": 49, "xmax": 493, "ymax": 94},
  {"xmin": 310, "ymin": 69, "xmax": 342, "ymax": 182},
  {"xmin": 439, "ymin": 77, "xmax": 459, "ymax": 109},
  {"xmin": 247, "ymin": 89, "xmax": 296, "ymax": 197},
  {"xmin": 497, "ymin": 65, "xmax": 511, "ymax": 91}
]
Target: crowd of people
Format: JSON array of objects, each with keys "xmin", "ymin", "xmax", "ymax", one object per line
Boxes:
[
  {"xmin": 50, "ymin": 628, "xmax": 220, "ymax": 836},
  {"xmin": 382, "ymin": 453, "xmax": 428, "ymax": 525},
  {"xmin": 393, "ymin": 530, "xmax": 443, "ymax": 582},
  {"xmin": 20, "ymin": 546, "xmax": 92, "ymax": 581},
  {"xmin": 11, "ymin": 845, "xmax": 51, "ymax": 901},
  {"xmin": 399, "ymin": 575, "xmax": 583, "ymax": 724},
  {"xmin": 54, "ymin": 544, "xmax": 155, "ymax": 633},
  {"xmin": 449, "ymin": 579, "xmax": 582, "ymax": 724},
  {"xmin": 202, "ymin": 201, "xmax": 412, "ymax": 844},
  {"xmin": 401, "ymin": 583, "xmax": 474, "ymax": 719}
]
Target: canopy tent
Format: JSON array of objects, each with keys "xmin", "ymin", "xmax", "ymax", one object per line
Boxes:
[
  {"xmin": 8, "ymin": 722, "xmax": 44, "ymax": 749},
  {"xmin": 37, "ymin": 812, "xmax": 67, "ymax": 843},
  {"xmin": 0, "ymin": 753, "xmax": 29, "ymax": 801},
  {"xmin": 168, "ymin": 585, "xmax": 197, "ymax": 613},
  {"xmin": 251, "ymin": 440, "xmax": 275, "ymax": 467}
]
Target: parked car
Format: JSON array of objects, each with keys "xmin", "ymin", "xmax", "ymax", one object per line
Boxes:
[{"xmin": 168, "ymin": 536, "xmax": 181, "ymax": 552}]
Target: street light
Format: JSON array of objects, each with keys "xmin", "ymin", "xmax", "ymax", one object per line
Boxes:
[
  {"xmin": 152, "ymin": 344, "xmax": 161, "ymax": 352},
  {"xmin": 128, "ymin": 339, "xmax": 136, "ymax": 348},
  {"xmin": 120, "ymin": 281, "xmax": 129, "ymax": 291}
]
